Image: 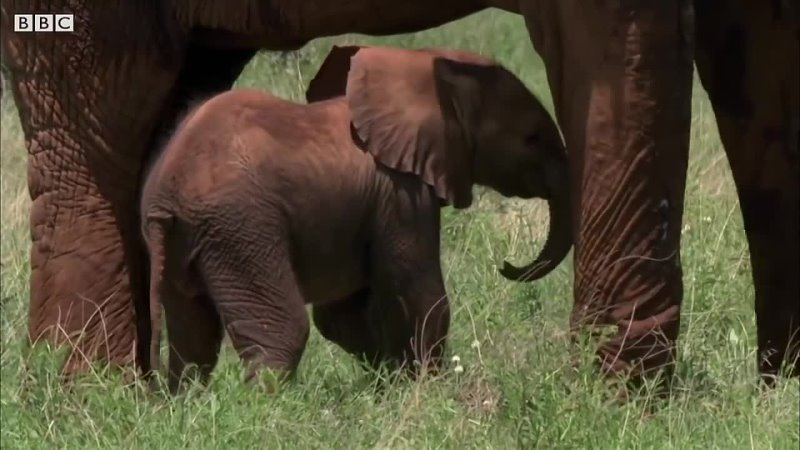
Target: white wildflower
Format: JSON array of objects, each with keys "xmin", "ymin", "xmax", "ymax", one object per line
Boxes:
[
  {"xmin": 470, "ymin": 340, "xmax": 480, "ymax": 349},
  {"xmin": 453, "ymin": 364, "xmax": 464, "ymax": 374},
  {"xmin": 728, "ymin": 328, "xmax": 740, "ymax": 345},
  {"xmin": 451, "ymin": 355, "xmax": 461, "ymax": 363}
]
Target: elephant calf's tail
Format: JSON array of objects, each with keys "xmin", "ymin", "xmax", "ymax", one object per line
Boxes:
[{"xmin": 143, "ymin": 212, "xmax": 173, "ymax": 387}]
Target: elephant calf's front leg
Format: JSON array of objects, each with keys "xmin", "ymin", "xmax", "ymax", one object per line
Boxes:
[
  {"xmin": 370, "ymin": 192, "xmax": 451, "ymax": 376},
  {"xmin": 370, "ymin": 280, "xmax": 451, "ymax": 377}
]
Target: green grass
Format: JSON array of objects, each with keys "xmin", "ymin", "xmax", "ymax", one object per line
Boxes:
[{"xmin": 1, "ymin": 10, "xmax": 798, "ymax": 449}]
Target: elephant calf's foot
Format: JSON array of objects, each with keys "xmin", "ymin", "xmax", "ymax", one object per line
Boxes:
[
  {"xmin": 240, "ymin": 354, "xmax": 302, "ymax": 394},
  {"xmin": 226, "ymin": 318, "xmax": 310, "ymax": 392},
  {"xmin": 400, "ymin": 350, "xmax": 447, "ymax": 380},
  {"xmin": 167, "ymin": 363, "xmax": 217, "ymax": 394}
]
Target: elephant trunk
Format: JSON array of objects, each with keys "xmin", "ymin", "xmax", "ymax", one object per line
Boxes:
[{"xmin": 499, "ymin": 166, "xmax": 573, "ymax": 282}]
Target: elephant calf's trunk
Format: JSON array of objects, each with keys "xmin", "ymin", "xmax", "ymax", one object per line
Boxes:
[{"xmin": 499, "ymin": 188, "xmax": 573, "ymax": 282}]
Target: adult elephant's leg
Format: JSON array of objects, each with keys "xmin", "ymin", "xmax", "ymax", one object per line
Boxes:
[
  {"xmin": 694, "ymin": 1, "xmax": 799, "ymax": 385},
  {"xmin": 1, "ymin": 26, "xmax": 184, "ymax": 378},
  {"xmin": 142, "ymin": 44, "xmax": 257, "ymax": 169},
  {"xmin": 521, "ymin": 1, "xmax": 695, "ymax": 388},
  {"xmin": 2, "ymin": 16, "xmax": 254, "ymax": 377}
]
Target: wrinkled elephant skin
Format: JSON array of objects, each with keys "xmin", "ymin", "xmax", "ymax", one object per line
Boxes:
[
  {"xmin": 141, "ymin": 46, "xmax": 571, "ymax": 390},
  {"xmin": 520, "ymin": 0, "xmax": 798, "ymax": 388},
  {"xmin": 0, "ymin": 0, "xmax": 796, "ymax": 389},
  {"xmin": 521, "ymin": 1, "xmax": 695, "ymax": 386},
  {"xmin": 0, "ymin": 0, "xmax": 492, "ymax": 380}
]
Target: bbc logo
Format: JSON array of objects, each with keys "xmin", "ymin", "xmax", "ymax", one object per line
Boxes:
[{"xmin": 13, "ymin": 14, "xmax": 74, "ymax": 32}]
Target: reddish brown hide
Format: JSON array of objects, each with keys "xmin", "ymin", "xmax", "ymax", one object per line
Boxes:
[{"xmin": 0, "ymin": 0, "xmax": 796, "ymax": 389}]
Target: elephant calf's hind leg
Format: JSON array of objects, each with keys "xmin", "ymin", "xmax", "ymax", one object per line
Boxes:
[
  {"xmin": 163, "ymin": 286, "xmax": 223, "ymax": 393},
  {"xmin": 197, "ymin": 229, "xmax": 310, "ymax": 389}
]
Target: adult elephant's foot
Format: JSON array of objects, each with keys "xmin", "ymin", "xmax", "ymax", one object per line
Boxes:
[
  {"xmin": 19, "ymin": 82, "xmax": 174, "ymax": 380},
  {"xmin": 694, "ymin": 0, "xmax": 799, "ymax": 386},
  {"xmin": 28, "ymin": 179, "xmax": 147, "ymax": 380},
  {"xmin": 522, "ymin": 1, "xmax": 694, "ymax": 393}
]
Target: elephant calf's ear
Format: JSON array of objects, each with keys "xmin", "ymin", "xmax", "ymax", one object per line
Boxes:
[
  {"xmin": 306, "ymin": 45, "xmax": 364, "ymax": 103},
  {"xmin": 432, "ymin": 58, "xmax": 492, "ymax": 128},
  {"xmin": 345, "ymin": 48, "xmax": 475, "ymax": 209}
]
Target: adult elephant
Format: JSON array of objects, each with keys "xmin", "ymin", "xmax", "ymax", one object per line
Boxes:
[{"xmin": 0, "ymin": 1, "xmax": 796, "ymax": 387}]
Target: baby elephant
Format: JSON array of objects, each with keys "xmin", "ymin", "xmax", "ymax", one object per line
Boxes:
[{"xmin": 141, "ymin": 45, "xmax": 572, "ymax": 392}]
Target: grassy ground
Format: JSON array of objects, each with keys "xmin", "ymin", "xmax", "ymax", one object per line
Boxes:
[{"xmin": 1, "ymin": 10, "xmax": 798, "ymax": 449}]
